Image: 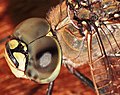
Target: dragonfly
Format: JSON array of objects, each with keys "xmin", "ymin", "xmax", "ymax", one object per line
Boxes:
[
  {"xmin": 0, "ymin": 0, "xmax": 119, "ymax": 95},
  {"xmin": 0, "ymin": 3, "xmax": 94, "ymax": 95},
  {"xmin": 48, "ymin": 0, "xmax": 120, "ymax": 95}
]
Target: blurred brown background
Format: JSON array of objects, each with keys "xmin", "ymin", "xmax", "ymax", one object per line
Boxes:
[{"xmin": 0, "ymin": 0, "xmax": 96, "ymax": 95}]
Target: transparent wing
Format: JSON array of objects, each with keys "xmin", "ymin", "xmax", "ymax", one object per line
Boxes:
[
  {"xmin": 87, "ymin": 22, "xmax": 120, "ymax": 95},
  {"xmin": 56, "ymin": 23, "xmax": 89, "ymax": 66}
]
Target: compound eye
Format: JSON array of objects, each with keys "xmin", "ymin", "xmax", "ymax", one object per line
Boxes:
[
  {"xmin": 26, "ymin": 36, "xmax": 62, "ymax": 84},
  {"xmin": 13, "ymin": 18, "xmax": 50, "ymax": 44}
]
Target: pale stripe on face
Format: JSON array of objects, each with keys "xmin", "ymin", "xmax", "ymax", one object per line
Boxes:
[{"xmin": 13, "ymin": 52, "xmax": 26, "ymax": 71}]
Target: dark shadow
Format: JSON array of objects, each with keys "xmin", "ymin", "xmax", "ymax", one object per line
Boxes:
[
  {"xmin": 26, "ymin": 84, "xmax": 43, "ymax": 95},
  {"xmin": 6, "ymin": 0, "xmax": 60, "ymax": 26}
]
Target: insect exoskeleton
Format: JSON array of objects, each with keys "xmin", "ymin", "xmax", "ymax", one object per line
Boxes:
[{"xmin": 4, "ymin": 18, "xmax": 62, "ymax": 84}]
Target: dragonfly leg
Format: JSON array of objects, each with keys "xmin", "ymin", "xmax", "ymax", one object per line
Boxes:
[
  {"xmin": 65, "ymin": 64, "xmax": 105, "ymax": 94},
  {"xmin": 65, "ymin": 64, "xmax": 95, "ymax": 89},
  {"xmin": 46, "ymin": 81, "xmax": 54, "ymax": 95}
]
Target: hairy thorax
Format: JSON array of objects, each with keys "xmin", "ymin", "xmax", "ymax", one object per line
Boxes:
[{"xmin": 47, "ymin": 0, "xmax": 120, "ymax": 67}]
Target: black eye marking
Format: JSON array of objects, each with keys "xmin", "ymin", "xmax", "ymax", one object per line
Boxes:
[{"xmin": 6, "ymin": 43, "xmax": 19, "ymax": 68}]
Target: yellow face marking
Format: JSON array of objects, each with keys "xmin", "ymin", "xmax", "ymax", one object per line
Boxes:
[
  {"xmin": 5, "ymin": 49, "xmax": 27, "ymax": 78},
  {"xmin": 46, "ymin": 31, "xmax": 53, "ymax": 36},
  {"xmin": 13, "ymin": 52, "xmax": 26, "ymax": 71},
  {"xmin": 21, "ymin": 42, "xmax": 27, "ymax": 51},
  {"xmin": 8, "ymin": 40, "xmax": 19, "ymax": 49}
]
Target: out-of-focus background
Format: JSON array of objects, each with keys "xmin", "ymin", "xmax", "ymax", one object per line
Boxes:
[{"xmin": 0, "ymin": 0, "xmax": 96, "ymax": 95}]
